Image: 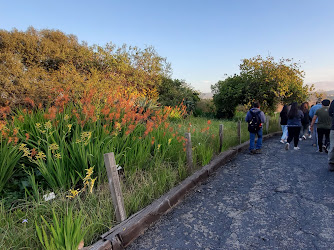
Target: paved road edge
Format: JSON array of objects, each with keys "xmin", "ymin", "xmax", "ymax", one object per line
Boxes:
[{"xmin": 86, "ymin": 132, "xmax": 281, "ymax": 250}]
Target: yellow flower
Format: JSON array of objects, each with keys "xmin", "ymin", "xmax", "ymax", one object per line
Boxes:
[
  {"xmin": 22, "ymin": 148, "xmax": 30, "ymax": 157},
  {"xmin": 168, "ymin": 138, "xmax": 172, "ymax": 145},
  {"xmin": 83, "ymin": 167, "xmax": 94, "ymax": 182},
  {"xmin": 157, "ymin": 144, "xmax": 161, "ymax": 150},
  {"xmin": 89, "ymin": 178, "xmax": 97, "ymax": 193},
  {"xmin": 81, "ymin": 131, "xmax": 92, "ymax": 141},
  {"xmin": 49, "ymin": 143, "xmax": 59, "ymax": 152},
  {"xmin": 45, "ymin": 121, "xmax": 52, "ymax": 130},
  {"xmin": 35, "ymin": 123, "xmax": 41, "ymax": 128},
  {"xmin": 35, "ymin": 151, "xmax": 46, "ymax": 160},
  {"xmin": 64, "ymin": 114, "xmax": 70, "ymax": 121},
  {"xmin": 67, "ymin": 124, "xmax": 72, "ymax": 131},
  {"xmin": 66, "ymin": 189, "xmax": 80, "ymax": 199},
  {"xmin": 54, "ymin": 153, "xmax": 62, "ymax": 159},
  {"xmin": 19, "ymin": 143, "xmax": 27, "ymax": 151}
]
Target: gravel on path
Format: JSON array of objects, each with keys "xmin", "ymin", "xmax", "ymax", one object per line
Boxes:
[{"xmin": 127, "ymin": 136, "xmax": 334, "ymax": 250}]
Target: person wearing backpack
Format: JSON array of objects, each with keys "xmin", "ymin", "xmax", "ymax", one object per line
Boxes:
[
  {"xmin": 245, "ymin": 101, "xmax": 266, "ymax": 154},
  {"xmin": 328, "ymin": 99, "xmax": 334, "ymax": 171},
  {"xmin": 285, "ymin": 102, "xmax": 304, "ymax": 150}
]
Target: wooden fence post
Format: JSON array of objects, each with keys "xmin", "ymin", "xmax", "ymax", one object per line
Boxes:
[
  {"xmin": 219, "ymin": 124, "xmax": 224, "ymax": 152},
  {"xmin": 185, "ymin": 133, "xmax": 193, "ymax": 173},
  {"xmin": 104, "ymin": 152, "xmax": 127, "ymax": 223},
  {"xmin": 266, "ymin": 116, "xmax": 270, "ymax": 134},
  {"xmin": 237, "ymin": 120, "xmax": 241, "ymax": 145}
]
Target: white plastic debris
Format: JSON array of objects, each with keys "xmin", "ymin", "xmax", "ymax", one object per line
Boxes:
[{"xmin": 43, "ymin": 192, "xmax": 56, "ymax": 201}]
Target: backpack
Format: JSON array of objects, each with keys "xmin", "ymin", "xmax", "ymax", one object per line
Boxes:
[{"xmin": 248, "ymin": 110, "xmax": 261, "ymax": 133}]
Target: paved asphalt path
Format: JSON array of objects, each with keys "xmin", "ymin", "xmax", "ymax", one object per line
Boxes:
[{"xmin": 127, "ymin": 136, "xmax": 334, "ymax": 249}]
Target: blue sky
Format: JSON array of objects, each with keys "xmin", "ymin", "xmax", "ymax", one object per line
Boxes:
[{"xmin": 1, "ymin": 0, "xmax": 334, "ymax": 92}]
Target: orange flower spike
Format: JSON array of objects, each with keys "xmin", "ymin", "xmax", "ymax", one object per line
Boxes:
[
  {"xmin": 192, "ymin": 128, "xmax": 195, "ymax": 133},
  {"xmin": 207, "ymin": 120, "xmax": 212, "ymax": 125},
  {"xmin": 18, "ymin": 115, "xmax": 24, "ymax": 122},
  {"xmin": 178, "ymin": 124, "xmax": 182, "ymax": 129},
  {"xmin": 25, "ymin": 133, "xmax": 30, "ymax": 141},
  {"xmin": 14, "ymin": 137, "xmax": 19, "ymax": 145},
  {"xmin": 13, "ymin": 128, "xmax": 18, "ymax": 136},
  {"xmin": 31, "ymin": 148, "xmax": 37, "ymax": 157}
]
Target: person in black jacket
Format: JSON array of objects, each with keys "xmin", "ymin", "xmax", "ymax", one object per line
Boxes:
[
  {"xmin": 328, "ymin": 100, "xmax": 334, "ymax": 171},
  {"xmin": 280, "ymin": 105, "xmax": 288, "ymax": 143},
  {"xmin": 299, "ymin": 102, "xmax": 310, "ymax": 140}
]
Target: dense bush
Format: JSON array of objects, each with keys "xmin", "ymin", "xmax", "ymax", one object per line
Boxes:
[
  {"xmin": 0, "ymin": 27, "xmax": 170, "ymax": 107},
  {"xmin": 157, "ymin": 77, "xmax": 200, "ymax": 113}
]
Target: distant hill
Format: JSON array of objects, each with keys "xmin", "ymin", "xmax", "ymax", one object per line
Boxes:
[{"xmin": 199, "ymin": 92, "xmax": 213, "ymax": 99}]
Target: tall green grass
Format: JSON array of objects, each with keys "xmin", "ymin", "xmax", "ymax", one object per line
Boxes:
[{"xmin": 0, "ymin": 112, "xmax": 280, "ymax": 249}]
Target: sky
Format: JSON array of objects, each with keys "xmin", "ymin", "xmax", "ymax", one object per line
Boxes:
[{"xmin": 1, "ymin": 0, "xmax": 334, "ymax": 93}]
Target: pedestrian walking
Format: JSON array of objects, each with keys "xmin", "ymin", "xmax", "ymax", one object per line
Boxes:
[
  {"xmin": 309, "ymin": 99, "xmax": 322, "ymax": 147},
  {"xmin": 299, "ymin": 102, "xmax": 310, "ymax": 140},
  {"xmin": 280, "ymin": 105, "xmax": 288, "ymax": 143},
  {"xmin": 310, "ymin": 99, "xmax": 331, "ymax": 153},
  {"xmin": 285, "ymin": 102, "xmax": 304, "ymax": 150},
  {"xmin": 328, "ymin": 100, "xmax": 334, "ymax": 171},
  {"xmin": 245, "ymin": 101, "xmax": 266, "ymax": 154}
]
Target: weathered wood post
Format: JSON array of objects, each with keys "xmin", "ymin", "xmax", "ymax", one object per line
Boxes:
[
  {"xmin": 185, "ymin": 133, "xmax": 193, "ymax": 173},
  {"xmin": 104, "ymin": 152, "xmax": 127, "ymax": 223},
  {"xmin": 219, "ymin": 124, "xmax": 224, "ymax": 152},
  {"xmin": 266, "ymin": 116, "xmax": 270, "ymax": 134},
  {"xmin": 237, "ymin": 120, "xmax": 241, "ymax": 145}
]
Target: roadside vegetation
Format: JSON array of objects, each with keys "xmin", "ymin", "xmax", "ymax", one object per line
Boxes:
[{"xmin": 1, "ymin": 28, "xmax": 284, "ymax": 249}]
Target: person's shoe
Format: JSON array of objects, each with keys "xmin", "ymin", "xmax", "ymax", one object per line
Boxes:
[
  {"xmin": 285, "ymin": 143, "xmax": 289, "ymax": 150},
  {"xmin": 280, "ymin": 139, "xmax": 285, "ymax": 144},
  {"xmin": 294, "ymin": 146, "xmax": 300, "ymax": 150},
  {"xmin": 308, "ymin": 135, "xmax": 312, "ymax": 139},
  {"xmin": 299, "ymin": 138, "xmax": 302, "ymax": 141},
  {"xmin": 302, "ymin": 135, "xmax": 306, "ymax": 140},
  {"xmin": 249, "ymin": 149, "xmax": 256, "ymax": 155},
  {"xmin": 255, "ymin": 149, "xmax": 262, "ymax": 154},
  {"xmin": 316, "ymin": 149, "xmax": 323, "ymax": 153},
  {"xmin": 322, "ymin": 145, "xmax": 328, "ymax": 153},
  {"xmin": 329, "ymin": 164, "xmax": 334, "ymax": 172}
]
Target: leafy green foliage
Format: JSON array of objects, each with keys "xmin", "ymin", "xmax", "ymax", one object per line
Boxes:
[
  {"xmin": 0, "ymin": 136, "xmax": 22, "ymax": 193},
  {"xmin": 35, "ymin": 207, "xmax": 86, "ymax": 250},
  {"xmin": 158, "ymin": 77, "xmax": 200, "ymax": 113},
  {"xmin": 212, "ymin": 55, "xmax": 313, "ymax": 118},
  {"xmin": 0, "ymin": 27, "xmax": 170, "ymax": 107}
]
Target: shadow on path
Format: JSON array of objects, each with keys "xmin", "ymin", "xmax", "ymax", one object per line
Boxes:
[{"xmin": 127, "ymin": 136, "xmax": 334, "ymax": 249}]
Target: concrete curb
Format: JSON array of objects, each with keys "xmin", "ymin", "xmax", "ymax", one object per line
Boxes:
[{"xmin": 87, "ymin": 131, "xmax": 281, "ymax": 250}]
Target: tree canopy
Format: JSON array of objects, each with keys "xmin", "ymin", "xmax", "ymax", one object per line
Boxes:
[
  {"xmin": 0, "ymin": 27, "xmax": 171, "ymax": 107},
  {"xmin": 157, "ymin": 77, "xmax": 200, "ymax": 113},
  {"xmin": 212, "ymin": 55, "xmax": 312, "ymax": 118}
]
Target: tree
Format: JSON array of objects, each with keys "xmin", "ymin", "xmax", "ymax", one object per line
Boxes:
[
  {"xmin": 212, "ymin": 55, "xmax": 312, "ymax": 118},
  {"xmin": 0, "ymin": 27, "xmax": 171, "ymax": 107},
  {"xmin": 157, "ymin": 77, "xmax": 200, "ymax": 113}
]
